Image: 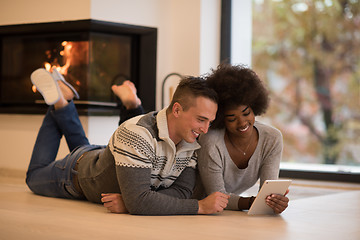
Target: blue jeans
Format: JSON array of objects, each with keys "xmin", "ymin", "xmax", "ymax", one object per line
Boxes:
[{"xmin": 26, "ymin": 101, "xmax": 99, "ymax": 199}]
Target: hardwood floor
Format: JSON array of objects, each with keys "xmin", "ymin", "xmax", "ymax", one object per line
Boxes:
[{"xmin": 1, "ymin": 173, "xmax": 359, "ymax": 240}]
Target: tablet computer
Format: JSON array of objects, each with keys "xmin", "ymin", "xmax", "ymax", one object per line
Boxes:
[{"xmin": 248, "ymin": 179, "xmax": 291, "ymax": 215}]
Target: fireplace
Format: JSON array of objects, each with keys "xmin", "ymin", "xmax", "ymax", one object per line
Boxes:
[{"xmin": 0, "ymin": 19, "xmax": 156, "ymax": 115}]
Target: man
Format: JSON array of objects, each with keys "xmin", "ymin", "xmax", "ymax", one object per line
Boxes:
[{"xmin": 26, "ymin": 68, "xmax": 229, "ymax": 215}]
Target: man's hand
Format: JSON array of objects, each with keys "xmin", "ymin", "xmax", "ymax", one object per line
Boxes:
[
  {"xmin": 101, "ymin": 193, "xmax": 128, "ymax": 214},
  {"xmin": 198, "ymin": 192, "xmax": 230, "ymax": 214},
  {"xmin": 265, "ymin": 189, "xmax": 290, "ymax": 214}
]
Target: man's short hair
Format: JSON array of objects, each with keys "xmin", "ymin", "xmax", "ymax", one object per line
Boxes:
[{"xmin": 167, "ymin": 76, "xmax": 218, "ymax": 111}]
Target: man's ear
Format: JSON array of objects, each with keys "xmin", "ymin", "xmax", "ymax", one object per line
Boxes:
[{"xmin": 172, "ymin": 102, "xmax": 182, "ymax": 117}]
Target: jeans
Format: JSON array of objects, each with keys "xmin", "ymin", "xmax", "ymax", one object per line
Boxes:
[{"xmin": 26, "ymin": 101, "xmax": 98, "ymax": 199}]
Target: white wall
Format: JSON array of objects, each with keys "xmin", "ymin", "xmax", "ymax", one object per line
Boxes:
[
  {"xmin": 0, "ymin": 0, "xmax": 91, "ymax": 25},
  {"xmin": 200, "ymin": 0, "xmax": 221, "ymax": 75},
  {"xmin": 90, "ymin": 0, "xmax": 220, "ymax": 108},
  {"xmin": 0, "ymin": 0, "xmax": 221, "ymax": 175}
]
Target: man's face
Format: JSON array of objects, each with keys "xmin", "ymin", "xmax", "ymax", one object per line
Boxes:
[{"xmin": 174, "ymin": 96, "xmax": 217, "ymax": 144}]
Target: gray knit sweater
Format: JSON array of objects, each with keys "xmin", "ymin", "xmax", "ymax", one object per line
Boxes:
[
  {"xmin": 198, "ymin": 121, "xmax": 283, "ymax": 210},
  {"xmin": 77, "ymin": 108, "xmax": 200, "ymax": 215}
]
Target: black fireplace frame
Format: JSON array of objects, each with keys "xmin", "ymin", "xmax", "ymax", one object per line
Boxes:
[{"xmin": 0, "ymin": 19, "xmax": 157, "ymax": 115}]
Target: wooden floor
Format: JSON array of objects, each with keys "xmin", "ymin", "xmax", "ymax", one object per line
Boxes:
[{"xmin": 1, "ymin": 175, "xmax": 360, "ymax": 240}]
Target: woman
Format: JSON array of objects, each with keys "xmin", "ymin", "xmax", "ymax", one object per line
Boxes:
[{"xmin": 197, "ymin": 64, "xmax": 289, "ymax": 214}]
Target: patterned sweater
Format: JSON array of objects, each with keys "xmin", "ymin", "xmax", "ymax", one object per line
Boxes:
[{"xmin": 78, "ymin": 108, "xmax": 200, "ymax": 215}]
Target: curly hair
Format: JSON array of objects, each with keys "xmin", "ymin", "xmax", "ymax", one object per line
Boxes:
[{"xmin": 206, "ymin": 64, "xmax": 270, "ymax": 129}]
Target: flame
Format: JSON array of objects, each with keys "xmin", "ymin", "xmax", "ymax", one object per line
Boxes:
[
  {"xmin": 43, "ymin": 41, "xmax": 70, "ymax": 74},
  {"xmin": 44, "ymin": 62, "xmax": 51, "ymax": 71},
  {"xmin": 40, "ymin": 40, "xmax": 88, "ymax": 91},
  {"xmin": 43, "ymin": 41, "xmax": 75, "ymax": 76},
  {"xmin": 33, "ymin": 40, "xmax": 88, "ymax": 96}
]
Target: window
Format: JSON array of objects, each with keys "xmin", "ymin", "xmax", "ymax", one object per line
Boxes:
[{"xmin": 227, "ymin": 0, "xmax": 360, "ymax": 181}]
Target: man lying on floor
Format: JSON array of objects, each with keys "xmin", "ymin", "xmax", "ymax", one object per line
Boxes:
[{"xmin": 26, "ymin": 68, "xmax": 229, "ymax": 215}]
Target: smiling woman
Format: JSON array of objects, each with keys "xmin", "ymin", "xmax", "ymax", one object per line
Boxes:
[
  {"xmin": 224, "ymin": 105, "xmax": 256, "ymax": 158},
  {"xmin": 197, "ymin": 64, "xmax": 289, "ymax": 214}
]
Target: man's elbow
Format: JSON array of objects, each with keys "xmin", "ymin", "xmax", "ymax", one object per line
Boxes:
[
  {"xmin": 125, "ymin": 204, "xmax": 161, "ymax": 215},
  {"xmin": 124, "ymin": 196, "xmax": 160, "ymax": 215}
]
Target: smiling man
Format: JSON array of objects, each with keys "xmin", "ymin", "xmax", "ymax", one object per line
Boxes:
[
  {"xmin": 26, "ymin": 71, "xmax": 230, "ymax": 216},
  {"xmin": 101, "ymin": 77, "xmax": 226, "ymax": 215}
]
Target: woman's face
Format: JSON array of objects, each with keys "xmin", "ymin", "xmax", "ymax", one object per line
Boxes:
[{"xmin": 223, "ymin": 105, "xmax": 255, "ymax": 139}]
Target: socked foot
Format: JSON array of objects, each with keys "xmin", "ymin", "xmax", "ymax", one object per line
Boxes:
[
  {"xmin": 58, "ymin": 80, "xmax": 75, "ymax": 101},
  {"xmin": 30, "ymin": 68, "xmax": 61, "ymax": 105},
  {"xmin": 51, "ymin": 67, "xmax": 79, "ymax": 100},
  {"xmin": 30, "ymin": 68, "xmax": 69, "ymax": 110}
]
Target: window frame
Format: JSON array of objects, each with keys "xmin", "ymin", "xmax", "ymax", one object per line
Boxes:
[{"xmin": 220, "ymin": 0, "xmax": 360, "ymax": 183}]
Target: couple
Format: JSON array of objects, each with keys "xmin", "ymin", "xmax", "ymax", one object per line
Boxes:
[{"xmin": 26, "ymin": 64, "xmax": 289, "ymax": 215}]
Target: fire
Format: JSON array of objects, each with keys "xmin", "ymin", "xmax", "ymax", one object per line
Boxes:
[
  {"xmin": 44, "ymin": 41, "xmax": 72, "ymax": 75},
  {"xmin": 44, "ymin": 62, "xmax": 51, "ymax": 71},
  {"xmin": 32, "ymin": 40, "xmax": 88, "ymax": 95}
]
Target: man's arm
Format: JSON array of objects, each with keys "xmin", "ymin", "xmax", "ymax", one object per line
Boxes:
[
  {"xmin": 100, "ymin": 167, "xmax": 196, "ymax": 214},
  {"xmin": 101, "ymin": 166, "xmax": 230, "ymax": 215},
  {"xmin": 156, "ymin": 167, "xmax": 196, "ymax": 199},
  {"xmin": 114, "ymin": 166, "xmax": 230, "ymax": 215},
  {"xmin": 116, "ymin": 165, "xmax": 199, "ymax": 215}
]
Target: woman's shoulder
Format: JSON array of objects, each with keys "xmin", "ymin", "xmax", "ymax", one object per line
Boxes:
[
  {"xmin": 255, "ymin": 121, "xmax": 282, "ymax": 139},
  {"xmin": 199, "ymin": 128, "xmax": 225, "ymax": 145}
]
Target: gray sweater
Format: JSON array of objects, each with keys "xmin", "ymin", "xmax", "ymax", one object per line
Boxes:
[
  {"xmin": 198, "ymin": 121, "xmax": 283, "ymax": 210},
  {"xmin": 77, "ymin": 108, "xmax": 200, "ymax": 215}
]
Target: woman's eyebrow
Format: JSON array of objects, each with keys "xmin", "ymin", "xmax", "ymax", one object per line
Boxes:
[
  {"xmin": 225, "ymin": 106, "xmax": 250, "ymax": 117},
  {"xmin": 242, "ymin": 106, "xmax": 249, "ymax": 112}
]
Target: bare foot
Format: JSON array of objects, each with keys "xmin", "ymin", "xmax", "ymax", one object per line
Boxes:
[{"xmin": 112, "ymin": 80, "xmax": 141, "ymax": 109}]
